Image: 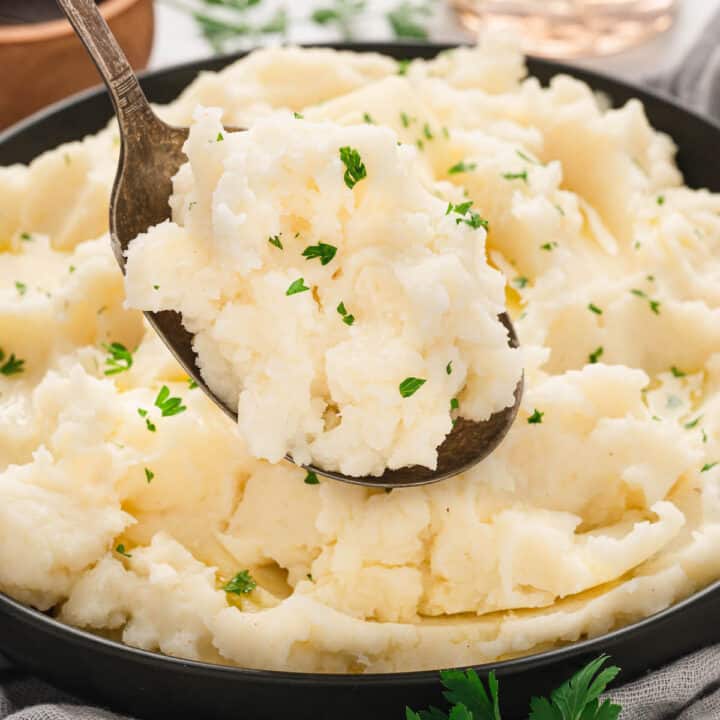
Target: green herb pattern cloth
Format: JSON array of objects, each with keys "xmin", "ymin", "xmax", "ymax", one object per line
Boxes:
[{"xmin": 1, "ymin": 6, "xmax": 720, "ymax": 720}]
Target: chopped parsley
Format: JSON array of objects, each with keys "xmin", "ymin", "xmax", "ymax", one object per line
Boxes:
[
  {"xmin": 222, "ymin": 570, "xmax": 256, "ymax": 595},
  {"xmin": 684, "ymin": 416, "xmax": 702, "ymax": 429},
  {"xmin": 69, "ymin": 265, "xmax": 76, "ymax": 273},
  {"xmin": 397, "ymin": 59, "xmax": 411, "ymax": 76},
  {"xmin": 448, "ymin": 160, "xmax": 476, "ymax": 175},
  {"xmin": 144, "ymin": 468, "xmax": 154, "ymax": 483},
  {"xmin": 268, "ymin": 234, "xmax": 283, "ymax": 250},
  {"xmin": 306, "ymin": 573, "xmax": 315, "ymax": 582},
  {"xmin": 216, "ymin": 132, "xmax": 224, "ymax": 142},
  {"xmin": 302, "ymin": 242, "xmax": 337, "ymax": 266},
  {"xmin": 446, "ymin": 361, "xmax": 452, "ymax": 375},
  {"xmin": 188, "ymin": 378, "xmax": 198, "ymax": 389},
  {"xmin": 154, "ymin": 385, "xmax": 187, "ymax": 417},
  {"xmin": 286, "ymin": 278, "xmax": 310, "ymax": 296},
  {"xmin": 400, "ymin": 111, "xmax": 413, "ymax": 128},
  {"xmin": 362, "ymin": 112, "xmax": 375, "ymax": 124},
  {"xmin": 103, "ymin": 342, "xmax": 133, "ymax": 376},
  {"xmin": 446, "ymin": 201, "xmax": 489, "ymax": 230},
  {"xmin": 502, "ymin": 170, "xmax": 528, "ymax": 183},
  {"xmin": 527, "ymin": 408, "xmax": 544, "ymax": 424},
  {"xmin": 516, "ymin": 149, "xmax": 539, "ymax": 164},
  {"xmin": 153, "ymin": 285, "xmax": 160, "ymax": 291},
  {"xmin": 304, "ymin": 471, "xmax": 320, "ymax": 485},
  {"xmin": 20, "ymin": 232, "xmax": 32, "ymax": 241},
  {"xmin": 145, "ymin": 418, "xmax": 157, "ymax": 432},
  {"xmin": 701, "ymin": 462, "xmax": 718, "ymax": 473},
  {"xmin": 293, "ymin": 111, "xmax": 304, "ymax": 119},
  {"xmin": 423, "ymin": 123, "xmax": 433, "ymax": 140},
  {"xmin": 339, "ymin": 146, "xmax": 367, "ymax": 189},
  {"xmin": 657, "ymin": 195, "xmax": 665, "ymax": 205},
  {"xmin": 670, "ymin": 366, "xmax": 686, "ymax": 378},
  {"xmin": 450, "ymin": 397, "xmax": 459, "ymax": 411},
  {"xmin": 115, "ymin": 544, "xmax": 132, "ymax": 558},
  {"xmin": 513, "ymin": 276, "xmax": 529, "ymax": 289},
  {"xmin": 540, "ymin": 241, "xmax": 558, "ymax": 251},
  {"xmin": 0, "ymin": 349, "xmax": 24, "ymax": 376},
  {"xmin": 589, "ymin": 346, "xmax": 604, "ymax": 364},
  {"xmin": 399, "ymin": 377, "xmax": 426, "ymax": 398},
  {"xmin": 630, "ymin": 288, "xmax": 661, "ymax": 314},
  {"xmin": 15, "ymin": 281, "xmax": 27, "ymax": 296},
  {"xmin": 588, "ymin": 303, "xmax": 603, "ymax": 315},
  {"xmin": 337, "ymin": 301, "xmax": 355, "ymax": 326},
  {"xmin": 416, "ymin": 138, "xmax": 424, "ymax": 151}
]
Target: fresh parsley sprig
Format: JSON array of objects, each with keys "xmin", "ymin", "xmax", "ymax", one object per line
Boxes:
[
  {"xmin": 223, "ymin": 569, "xmax": 257, "ymax": 595},
  {"xmin": 339, "ymin": 146, "xmax": 367, "ymax": 189},
  {"xmin": 303, "ymin": 243, "xmax": 338, "ymax": 266},
  {"xmin": 406, "ymin": 655, "xmax": 621, "ymax": 720}
]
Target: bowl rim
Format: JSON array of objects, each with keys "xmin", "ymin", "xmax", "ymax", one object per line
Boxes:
[
  {"xmin": 1, "ymin": 40, "xmax": 720, "ymax": 686},
  {"xmin": 0, "ymin": 0, "xmax": 147, "ymax": 44}
]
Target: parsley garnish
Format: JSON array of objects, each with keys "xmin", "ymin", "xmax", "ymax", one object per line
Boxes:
[
  {"xmin": 268, "ymin": 235, "xmax": 283, "ymax": 249},
  {"xmin": 701, "ymin": 462, "xmax": 718, "ymax": 473},
  {"xmin": 115, "ymin": 544, "xmax": 132, "ymax": 558},
  {"xmin": 0, "ymin": 349, "xmax": 24, "ymax": 376},
  {"xmin": 513, "ymin": 276, "xmax": 529, "ymax": 289},
  {"xmin": 153, "ymin": 285, "xmax": 160, "ymax": 290},
  {"xmin": 339, "ymin": 146, "xmax": 367, "ymax": 189},
  {"xmin": 657, "ymin": 195, "xmax": 665, "ymax": 205},
  {"xmin": 223, "ymin": 570, "xmax": 256, "ymax": 595},
  {"xmin": 516, "ymin": 149, "xmax": 539, "ymax": 165},
  {"xmin": 286, "ymin": 278, "xmax": 310, "ymax": 296},
  {"xmin": 154, "ymin": 385, "xmax": 187, "ymax": 417},
  {"xmin": 670, "ymin": 366, "xmax": 686, "ymax": 378},
  {"xmin": 363, "ymin": 112, "xmax": 375, "ymax": 124},
  {"xmin": 450, "ymin": 397, "xmax": 459, "ymax": 411},
  {"xmin": 448, "ymin": 160, "xmax": 476, "ymax": 175},
  {"xmin": 144, "ymin": 468, "xmax": 154, "ymax": 483},
  {"xmin": 293, "ymin": 111, "xmax": 304, "ymax": 119},
  {"xmin": 188, "ymin": 378, "xmax": 198, "ymax": 389},
  {"xmin": 337, "ymin": 301, "xmax": 355, "ymax": 326},
  {"xmin": 446, "ymin": 201, "xmax": 489, "ymax": 230},
  {"xmin": 15, "ymin": 281, "xmax": 27, "ymax": 296},
  {"xmin": 589, "ymin": 346, "xmax": 604, "ymax": 364},
  {"xmin": 20, "ymin": 232, "xmax": 32, "ymax": 241},
  {"xmin": 540, "ymin": 242, "xmax": 558, "ymax": 251},
  {"xmin": 302, "ymin": 243, "xmax": 337, "ymax": 266},
  {"xmin": 528, "ymin": 409, "xmax": 544, "ymax": 424},
  {"xmin": 446, "ymin": 361, "xmax": 452, "ymax": 375},
  {"xmin": 304, "ymin": 471, "xmax": 320, "ymax": 485},
  {"xmin": 138, "ymin": 408, "xmax": 156, "ymax": 432},
  {"xmin": 399, "ymin": 377, "xmax": 426, "ymax": 398},
  {"xmin": 423, "ymin": 123, "xmax": 433, "ymax": 140},
  {"xmin": 216, "ymin": 132, "xmax": 224, "ymax": 142},
  {"xmin": 630, "ymin": 288, "xmax": 661, "ymax": 315},
  {"xmin": 416, "ymin": 138, "xmax": 424, "ymax": 151},
  {"xmin": 407, "ymin": 655, "xmax": 621, "ymax": 720},
  {"xmin": 684, "ymin": 416, "xmax": 702, "ymax": 429},
  {"xmin": 103, "ymin": 342, "xmax": 133, "ymax": 376},
  {"xmin": 400, "ymin": 111, "xmax": 413, "ymax": 128},
  {"xmin": 307, "ymin": 573, "xmax": 315, "ymax": 582},
  {"xmin": 588, "ymin": 303, "xmax": 603, "ymax": 315},
  {"xmin": 397, "ymin": 59, "xmax": 411, "ymax": 75},
  {"xmin": 69, "ymin": 265, "xmax": 76, "ymax": 273},
  {"xmin": 502, "ymin": 170, "xmax": 528, "ymax": 183}
]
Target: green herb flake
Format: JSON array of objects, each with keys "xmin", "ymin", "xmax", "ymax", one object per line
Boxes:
[
  {"xmin": 103, "ymin": 342, "xmax": 133, "ymax": 376},
  {"xmin": 397, "ymin": 59, "xmax": 411, "ymax": 76},
  {"xmin": 306, "ymin": 573, "xmax": 315, "ymax": 582},
  {"xmin": 0, "ymin": 348, "xmax": 25, "ymax": 376},
  {"xmin": 423, "ymin": 123, "xmax": 433, "ymax": 140},
  {"xmin": 516, "ymin": 149, "xmax": 539, "ymax": 164},
  {"xmin": 216, "ymin": 132, "xmax": 224, "ymax": 142},
  {"xmin": 540, "ymin": 241, "xmax": 558, "ymax": 251},
  {"xmin": 153, "ymin": 285, "xmax": 160, "ymax": 290},
  {"xmin": 400, "ymin": 111, "xmax": 413, "ymax": 128},
  {"xmin": 702, "ymin": 429, "xmax": 708, "ymax": 443},
  {"xmin": 69, "ymin": 265, "xmax": 76, "ymax": 273},
  {"xmin": 450, "ymin": 397, "xmax": 459, "ymax": 411},
  {"xmin": 448, "ymin": 160, "xmax": 477, "ymax": 175},
  {"xmin": 527, "ymin": 408, "xmax": 544, "ymax": 424},
  {"xmin": 701, "ymin": 462, "xmax": 718, "ymax": 473},
  {"xmin": 684, "ymin": 416, "xmax": 702, "ymax": 429},
  {"xmin": 399, "ymin": 377, "xmax": 426, "ymax": 398},
  {"xmin": 304, "ymin": 471, "xmax": 320, "ymax": 485},
  {"xmin": 15, "ymin": 281, "xmax": 27, "ymax": 296},
  {"xmin": 293, "ymin": 111, "xmax": 304, "ymax": 119},
  {"xmin": 502, "ymin": 170, "xmax": 528, "ymax": 183},
  {"xmin": 154, "ymin": 385, "xmax": 187, "ymax": 417},
  {"xmin": 20, "ymin": 232, "xmax": 32, "ymax": 241},
  {"xmin": 144, "ymin": 468, "xmax": 154, "ymax": 483},
  {"xmin": 362, "ymin": 112, "xmax": 375, "ymax": 124},
  {"xmin": 137, "ymin": 408, "xmax": 148, "ymax": 418},
  {"xmin": 513, "ymin": 276, "xmax": 529, "ymax": 289},
  {"xmin": 588, "ymin": 303, "xmax": 603, "ymax": 315},
  {"xmin": 339, "ymin": 146, "xmax": 367, "ymax": 189},
  {"xmin": 649, "ymin": 299, "xmax": 661, "ymax": 315},
  {"xmin": 657, "ymin": 194, "xmax": 665, "ymax": 206},
  {"xmin": 286, "ymin": 278, "xmax": 310, "ymax": 296},
  {"xmin": 446, "ymin": 361, "xmax": 452, "ymax": 375},
  {"xmin": 115, "ymin": 544, "xmax": 132, "ymax": 558},
  {"xmin": 188, "ymin": 378, "xmax": 198, "ymax": 389},
  {"xmin": 268, "ymin": 234, "xmax": 283, "ymax": 250},
  {"xmin": 302, "ymin": 242, "xmax": 337, "ymax": 266},
  {"xmin": 670, "ymin": 366, "xmax": 686, "ymax": 378},
  {"xmin": 589, "ymin": 346, "xmax": 604, "ymax": 364},
  {"xmin": 145, "ymin": 418, "xmax": 157, "ymax": 433},
  {"xmin": 342, "ymin": 314, "xmax": 355, "ymax": 326},
  {"xmin": 442, "ymin": 127, "xmax": 450, "ymax": 139},
  {"xmin": 223, "ymin": 570, "xmax": 256, "ymax": 595}
]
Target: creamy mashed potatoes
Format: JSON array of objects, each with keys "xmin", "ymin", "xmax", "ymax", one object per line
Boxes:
[
  {"xmin": 1, "ymin": 38, "xmax": 720, "ymax": 673},
  {"xmin": 123, "ymin": 110, "xmax": 522, "ymax": 476}
]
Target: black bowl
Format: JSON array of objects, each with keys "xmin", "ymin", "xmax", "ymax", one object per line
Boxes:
[{"xmin": 1, "ymin": 43, "xmax": 720, "ymax": 720}]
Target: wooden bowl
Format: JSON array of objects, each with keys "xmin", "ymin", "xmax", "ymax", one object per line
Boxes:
[{"xmin": 0, "ymin": 0, "xmax": 154, "ymax": 131}]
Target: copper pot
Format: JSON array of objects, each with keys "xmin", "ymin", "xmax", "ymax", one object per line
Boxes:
[{"xmin": 0, "ymin": 0, "xmax": 154, "ymax": 131}]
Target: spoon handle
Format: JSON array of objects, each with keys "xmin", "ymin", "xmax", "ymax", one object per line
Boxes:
[{"xmin": 55, "ymin": 0, "xmax": 158, "ymax": 133}]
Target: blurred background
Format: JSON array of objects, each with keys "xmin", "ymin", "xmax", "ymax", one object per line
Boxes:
[{"xmin": 0, "ymin": 0, "xmax": 715, "ymax": 130}]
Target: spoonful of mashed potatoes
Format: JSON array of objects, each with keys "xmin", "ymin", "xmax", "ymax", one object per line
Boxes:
[{"xmin": 59, "ymin": 0, "xmax": 523, "ymax": 486}]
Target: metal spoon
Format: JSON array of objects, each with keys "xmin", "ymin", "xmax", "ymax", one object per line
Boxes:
[{"xmin": 57, "ymin": 0, "xmax": 524, "ymax": 488}]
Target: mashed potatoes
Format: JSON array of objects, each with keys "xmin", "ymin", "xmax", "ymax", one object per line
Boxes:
[
  {"xmin": 1, "ymin": 38, "xmax": 720, "ymax": 673},
  {"xmin": 123, "ymin": 111, "xmax": 522, "ymax": 476}
]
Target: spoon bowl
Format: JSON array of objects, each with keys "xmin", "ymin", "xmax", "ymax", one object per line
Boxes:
[{"xmin": 57, "ymin": 0, "xmax": 523, "ymax": 487}]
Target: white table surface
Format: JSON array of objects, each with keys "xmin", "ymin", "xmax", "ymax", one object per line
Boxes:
[{"xmin": 149, "ymin": 0, "xmax": 718, "ymax": 84}]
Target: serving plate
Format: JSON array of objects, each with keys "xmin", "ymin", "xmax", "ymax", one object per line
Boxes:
[{"xmin": 1, "ymin": 43, "xmax": 720, "ymax": 720}]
